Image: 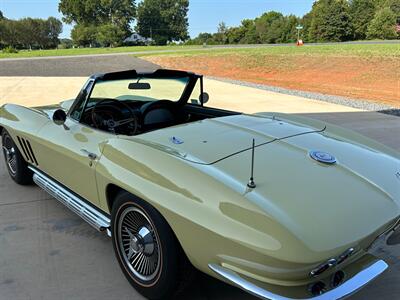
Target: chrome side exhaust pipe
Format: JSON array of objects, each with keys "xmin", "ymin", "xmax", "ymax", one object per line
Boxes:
[{"xmin": 29, "ymin": 167, "xmax": 111, "ymax": 234}]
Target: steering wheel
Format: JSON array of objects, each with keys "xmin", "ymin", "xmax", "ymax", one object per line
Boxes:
[
  {"xmin": 140, "ymin": 100, "xmax": 177, "ymax": 131},
  {"xmin": 91, "ymin": 99, "xmax": 139, "ymax": 135}
]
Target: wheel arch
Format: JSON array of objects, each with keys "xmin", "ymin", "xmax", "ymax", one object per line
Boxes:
[
  {"xmin": 105, "ymin": 183, "xmax": 123, "ymax": 213},
  {"xmin": 105, "ymin": 183, "xmax": 192, "ymax": 263}
]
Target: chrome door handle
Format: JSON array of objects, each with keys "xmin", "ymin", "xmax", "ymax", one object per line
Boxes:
[{"xmin": 81, "ymin": 149, "xmax": 97, "ymax": 160}]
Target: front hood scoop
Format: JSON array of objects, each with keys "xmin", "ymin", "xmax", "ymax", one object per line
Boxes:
[{"xmin": 133, "ymin": 115, "xmax": 325, "ymax": 164}]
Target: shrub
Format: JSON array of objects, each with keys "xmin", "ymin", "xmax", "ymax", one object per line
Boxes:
[{"xmin": 2, "ymin": 46, "xmax": 18, "ymax": 53}]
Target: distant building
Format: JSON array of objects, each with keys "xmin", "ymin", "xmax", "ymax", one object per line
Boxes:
[{"xmin": 124, "ymin": 33, "xmax": 153, "ymax": 45}]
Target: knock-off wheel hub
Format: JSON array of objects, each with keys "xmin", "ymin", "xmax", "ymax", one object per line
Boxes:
[{"xmin": 118, "ymin": 207, "xmax": 161, "ymax": 282}]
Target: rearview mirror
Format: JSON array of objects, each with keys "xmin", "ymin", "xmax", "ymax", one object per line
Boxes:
[
  {"xmin": 128, "ymin": 82, "xmax": 151, "ymax": 90},
  {"xmin": 53, "ymin": 109, "xmax": 67, "ymax": 125}
]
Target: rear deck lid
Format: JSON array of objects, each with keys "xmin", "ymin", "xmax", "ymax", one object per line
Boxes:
[{"xmin": 131, "ymin": 115, "xmax": 325, "ymax": 164}]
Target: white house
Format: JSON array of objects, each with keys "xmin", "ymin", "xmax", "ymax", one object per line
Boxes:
[{"xmin": 124, "ymin": 33, "xmax": 153, "ymax": 45}]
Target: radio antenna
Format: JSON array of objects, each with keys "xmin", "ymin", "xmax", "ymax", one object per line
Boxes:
[{"xmin": 247, "ymin": 139, "xmax": 256, "ymax": 189}]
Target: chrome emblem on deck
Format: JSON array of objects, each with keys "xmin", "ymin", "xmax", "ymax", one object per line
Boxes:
[
  {"xmin": 309, "ymin": 150, "xmax": 337, "ymax": 164},
  {"xmin": 170, "ymin": 136, "xmax": 184, "ymax": 145}
]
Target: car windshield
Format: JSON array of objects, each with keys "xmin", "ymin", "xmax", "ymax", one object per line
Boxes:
[{"xmin": 89, "ymin": 76, "xmax": 190, "ymax": 103}]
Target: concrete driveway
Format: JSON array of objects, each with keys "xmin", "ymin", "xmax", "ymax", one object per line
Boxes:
[{"xmin": 0, "ymin": 55, "xmax": 399, "ymax": 300}]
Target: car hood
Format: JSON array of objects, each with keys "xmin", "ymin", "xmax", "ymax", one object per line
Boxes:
[{"xmin": 133, "ymin": 114, "xmax": 400, "ymax": 256}]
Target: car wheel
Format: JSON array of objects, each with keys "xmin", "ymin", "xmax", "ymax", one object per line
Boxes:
[
  {"xmin": 111, "ymin": 191, "xmax": 193, "ymax": 299},
  {"xmin": 1, "ymin": 129, "xmax": 33, "ymax": 185}
]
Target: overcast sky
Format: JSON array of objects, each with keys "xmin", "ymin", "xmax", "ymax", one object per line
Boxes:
[{"xmin": 0, "ymin": 0, "xmax": 315, "ymax": 39}]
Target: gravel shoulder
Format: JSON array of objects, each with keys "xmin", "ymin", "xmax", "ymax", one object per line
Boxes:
[{"xmin": 208, "ymin": 76, "xmax": 400, "ymax": 117}]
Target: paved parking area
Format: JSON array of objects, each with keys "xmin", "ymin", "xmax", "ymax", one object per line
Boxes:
[{"xmin": 0, "ymin": 55, "xmax": 399, "ymax": 300}]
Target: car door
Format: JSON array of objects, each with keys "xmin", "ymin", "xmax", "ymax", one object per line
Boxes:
[
  {"xmin": 34, "ymin": 117, "xmax": 111, "ymax": 206},
  {"xmin": 32, "ymin": 79, "xmax": 112, "ymax": 207}
]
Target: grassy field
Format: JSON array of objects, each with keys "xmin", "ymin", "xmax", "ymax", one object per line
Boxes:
[
  {"xmin": 1, "ymin": 43, "xmax": 399, "ymax": 59},
  {"xmin": 0, "ymin": 45, "xmax": 202, "ymax": 59},
  {"xmin": 137, "ymin": 43, "xmax": 400, "ymax": 58},
  {"xmin": 143, "ymin": 44, "xmax": 400, "ymax": 107}
]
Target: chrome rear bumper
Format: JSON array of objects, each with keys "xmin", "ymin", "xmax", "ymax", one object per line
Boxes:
[{"xmin": 209, "ymin": 260, "xmax": 387, "ymax": 300}]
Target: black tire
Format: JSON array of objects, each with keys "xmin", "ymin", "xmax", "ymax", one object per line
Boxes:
[
  {"xmin": 111, "ymin": 191, "xmax": 194, "ymax": 300},
  {"xmin": 1, "ymin": 129, "xmax": 33, "ymax": 185}
]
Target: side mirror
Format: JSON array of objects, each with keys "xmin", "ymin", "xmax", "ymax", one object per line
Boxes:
[
  {"xmin": 53, "ymin": 109, "xmax": 67, "ymax": 125},
  {"xmin": 199, "ymin": 92, "xmax": 209, "ymax": 104}
]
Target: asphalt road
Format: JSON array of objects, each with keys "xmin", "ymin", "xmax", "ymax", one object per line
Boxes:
[{"xmin": 0, "ymin": 55, "xmax": 158, "ymax": 76}]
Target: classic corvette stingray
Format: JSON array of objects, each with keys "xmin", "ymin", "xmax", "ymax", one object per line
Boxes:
[{"xmin": 1, "ymin": 69, "xmax": 399, "ymax": 300}]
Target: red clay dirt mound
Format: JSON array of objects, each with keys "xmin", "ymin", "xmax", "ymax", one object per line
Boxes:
[{"xmin": 147, "ymin": 54, "xmax": 399, "ymax": 108}]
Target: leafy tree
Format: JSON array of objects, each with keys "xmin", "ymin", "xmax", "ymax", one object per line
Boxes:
[
  {"xmin": 185, "ymin": 32, "xmax": 214, "ymax": 45},
  {"xmin": 0, "ymin": 20, "xmax": 19, "ymax": 47},
  {"xmin": 240, "ymin": 19, "xmax": 259, "ymax": 44},
  {"xmin": 59, "ymin": 0, "xmax": 136, "ymax": 45},
  {"xmin": 136, "ymin": 0, "xmax": 189, "ymax": 45},
  {"xmin": 226, "ymin": 26, "xmax": 246, "ymax": 44},
  {"xmin": 47, "ymin": 17, "xmax": 63, "ymax": 47},
  {"xmin": 17, "ymin": 18, "xmax": 35, "ymax": 49},
  {"xmin": 71, "ymin": 24, "xmax": 98, "ymax": 47},
  {"xmin": 309, "ymin": 0, "xmax": 353, "ymax": 42},
  {"xmin": 349, "ymin": 0, "xmax": 376, "ymax": 40},
  {"xmin": 0, "ymin": 16, "xmax": 62, "ymax": 49},
  {"xmin": 60, "ymin": 38, "xmax": 74, "ymax": 48},
  {"xmin": 97, "ymin": 24, "xmax": 125, "ymax": 47},
  {"xmin": 367, "ymin": 7, "xmax": 398, "ymax": 39},
  {"xmin": 213, "ymin": 22, "xmax": 229, "ymax": 44},
  {"xmin": 59, "ymin": 0, "xmax": 103, "ymax": 25},
  {"xmin": 384, "ymin": 0, "xmax": 400, "ymax": 16},
  {"xmin": 0, "ymin": 10, "xmax": 4, "ymax": 20},
  {"xmin": 280, "ymin": 15, "xmax": 300, "ymax": 43},
  {"xmin": 255, "ymin": 11, "xmax": 284, "ymax": 43},
  {"xmin": 301, "ymin": 12, "xmax": 313, "ymax": 42},
  {"xmin": 264, "ymin": 17, "xmax": 286, "ymax": 43}
]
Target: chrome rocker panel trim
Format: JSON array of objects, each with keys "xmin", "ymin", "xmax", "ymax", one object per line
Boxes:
[
  {"xmin": 29, "ymin": 166, "xmax": 111, "ymax": 234},
  {"xmin": 209, "ymin": 260, "xmax": 388, "ymax": 300}
]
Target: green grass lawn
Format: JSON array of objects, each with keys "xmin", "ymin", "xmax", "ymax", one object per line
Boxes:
[
  {"xmin": 137, "ymin": 43, "xmax": 400, "ymax": 58},
  {"xmin": 0, "ymin": 45, "xmax": 201, "ymax": 59},
  {"xmin": 1, "ymin": 42, "xmax": 398, "ymax": 59}
]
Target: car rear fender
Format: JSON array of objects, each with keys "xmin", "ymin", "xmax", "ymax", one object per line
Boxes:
[
  {"xmin": 257, "ymin": 112, "xmax": 400, "ymax": 160},
  {"xmin": 94, "ymin": 139, "xmax": 329, "ymax": 283}
]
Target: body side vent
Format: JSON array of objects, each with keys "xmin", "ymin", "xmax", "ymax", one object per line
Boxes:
[{"xmin": 17, "ymin": 136, "xmax": 39, "ymax": 166}]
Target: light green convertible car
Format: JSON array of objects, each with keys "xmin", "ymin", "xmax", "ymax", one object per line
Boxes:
[{"xmin": 1, "ymin": 69, "xmax": 399, "ymax": 300}]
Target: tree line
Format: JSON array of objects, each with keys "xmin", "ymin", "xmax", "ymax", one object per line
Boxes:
[
  {"xmin": 59, "ymin": 0, "xmax": 188, "ymax": 47},
  {"xmin": 1, "ymin": 0, "xmax": 399, "ymax": 51},
  {"xmin": 0, "ymin": 0, "xmax": 188, "ymax": 50},
  {"xmin": 188, "ymin": 0, "xmax": 400, "ymax": 45},
  {"xmin": 0, "ymin": 13, "xmax": 62, "ymax": 50}
]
